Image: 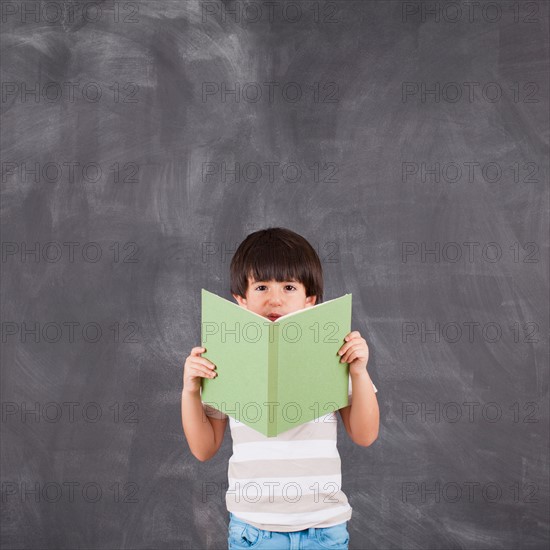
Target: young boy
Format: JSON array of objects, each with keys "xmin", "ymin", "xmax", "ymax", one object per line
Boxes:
[{"xmin": 182, "ymin": 227, "xmax": 379, "ymax": 550}]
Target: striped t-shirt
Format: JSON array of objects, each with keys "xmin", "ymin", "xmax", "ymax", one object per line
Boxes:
[{"xmin": 203, "ymin": 375, "xmax": 378, "ymax": 532}]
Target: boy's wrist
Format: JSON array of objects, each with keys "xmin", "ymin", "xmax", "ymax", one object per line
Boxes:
[
  {"xmin": 350, "ymin": 368, "xmax": 371, "ymax": 380},
  {"xmin": 182, "ymin": 387, "xmax": 201, "ymax": 397}
]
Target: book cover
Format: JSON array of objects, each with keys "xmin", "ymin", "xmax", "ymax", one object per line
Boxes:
[{"xmin": 200, "ymin": 289, "xmax": 352, "ymax": 437}]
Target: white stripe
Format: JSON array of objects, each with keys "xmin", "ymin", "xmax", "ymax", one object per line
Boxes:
[
  {"xmin": 228, "ymin": 505, "xmax": 351, "ymax": 526},
  {"xmin": 229, "ymin": 411, "xmax": 336, "ymax": 429},
  {"xmin": 230, "ymin": 440, "xmax": 338, "ymax": 462},
  {"xmin": 227, "ymin": 474, "xmax": 343, "ymax": 498}
]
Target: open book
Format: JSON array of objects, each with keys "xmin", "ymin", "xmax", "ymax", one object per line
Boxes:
[{"xmin": 200, "ymin": 289, "xmax": 352, "ymax": 437}]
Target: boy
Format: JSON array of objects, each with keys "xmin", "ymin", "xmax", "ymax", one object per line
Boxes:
[{"xmin": 182, "ymin": 227, "xmax": 379, "ymax": 550}]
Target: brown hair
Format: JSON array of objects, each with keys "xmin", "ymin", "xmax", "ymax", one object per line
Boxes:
[{"xmin": 230, "ymin": 227, "xmax": 324, "ymax": 303}]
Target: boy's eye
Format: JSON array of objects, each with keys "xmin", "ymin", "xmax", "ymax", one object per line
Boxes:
[{"xmin": 254, "ymin": 284, "xmax": 297, "ymax": 291}]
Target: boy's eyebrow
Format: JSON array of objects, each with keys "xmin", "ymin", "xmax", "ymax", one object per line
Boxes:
[{"xmin": 250, "ymin": 279, "xmax": 299, "ymax": 284}]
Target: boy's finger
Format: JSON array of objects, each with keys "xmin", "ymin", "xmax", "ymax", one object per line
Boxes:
[
  {"xmin": 190, "ymin": 349, "xmax": 208, "ymax": 359},
  {"xmin": 194, "ymin": 366, "xmax": 217, "ymax": 378},
  {"xmin": 338, "ymin": 343, "xmax": 357, "ymax": 360},
  {"xmin": 191, "ymin": 357, "xmax": 216, "ymax": 369}
]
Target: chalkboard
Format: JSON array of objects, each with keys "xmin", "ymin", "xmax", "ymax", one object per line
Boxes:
[{"xmin": 1, "ymin": 1, "xmax": 548, "ymax": 549}]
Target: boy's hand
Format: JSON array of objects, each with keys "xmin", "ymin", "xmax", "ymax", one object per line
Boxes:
[
  {"xmin": 338, "ymin": 331, "xmax": 370, "ymax": 375},
  {"xmin": 182, "ymin": 347, "xmax": 217, "ymax": 394}
]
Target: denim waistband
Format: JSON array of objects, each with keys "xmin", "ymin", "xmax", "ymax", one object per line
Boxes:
[{"xmin": 229, "ymin": 512, "xmax": 345, "ymax": 538}]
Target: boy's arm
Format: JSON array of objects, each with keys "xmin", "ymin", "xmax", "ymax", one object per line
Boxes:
[
  {"xmin": 338, "ymin": 370, "xmax": 379, "ymax": 446},
  {"xmin": 181, "ymin": 389, "xmax": 227, "ymax": 461}
]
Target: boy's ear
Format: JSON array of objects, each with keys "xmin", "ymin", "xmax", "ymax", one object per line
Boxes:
[
  {"xmin": 233, "ymin": 294, "xmax": 247, "ymax": 307},
  {"xmin": 305, "ymin": 295, "xmax": 317, "ymax": 307}
]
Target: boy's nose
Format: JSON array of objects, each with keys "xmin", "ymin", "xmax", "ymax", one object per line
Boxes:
[{"xmin": 268, "ymin": 293, "xmax": 283, "ymax": 305}]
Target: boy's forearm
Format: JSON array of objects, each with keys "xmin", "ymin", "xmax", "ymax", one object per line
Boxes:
[
  {"xmin": 349, "ymin": 370, "xmax": 380, "ymax": 446},
  {"xmin": 181, "ymin": 389, "xmax": 216, "ymax": 461}
]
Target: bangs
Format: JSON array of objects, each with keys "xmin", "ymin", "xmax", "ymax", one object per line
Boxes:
[
  {"xmin": 230, "ymin": 227, "xmax": 324, "ymax": 303},
  {"xmin": 246, "ymin": 242, "xmax": 313, "ymax": 286}
]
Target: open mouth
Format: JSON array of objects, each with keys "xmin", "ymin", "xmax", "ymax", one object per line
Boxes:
[{"xmin": 267, "ymin": 314, "xmax": 282, "ymax": 322}]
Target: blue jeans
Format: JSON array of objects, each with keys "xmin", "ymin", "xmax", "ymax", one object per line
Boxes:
[{"xmin": 227, "ymin": 512, "xmax": 350, "ymax": 549}]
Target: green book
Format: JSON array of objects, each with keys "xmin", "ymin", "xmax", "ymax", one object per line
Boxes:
[{"xmin": 200, "ymin": 289, "xmax": 352, "ymax": 437}]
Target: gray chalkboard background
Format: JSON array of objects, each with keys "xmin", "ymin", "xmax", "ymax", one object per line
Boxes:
[{"xmin": 1, "ymin": 1, "xmax": 549, "ymax": 549}]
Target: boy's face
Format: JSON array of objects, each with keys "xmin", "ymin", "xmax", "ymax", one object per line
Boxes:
[{"xmin": 233, "ymin": 277, "xmax": 317, "ymax": 321}]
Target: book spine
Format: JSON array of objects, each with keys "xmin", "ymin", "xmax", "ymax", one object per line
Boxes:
[{"xmin": 267, "ymin": 323, "xmax": 279, "ymax": 437}]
